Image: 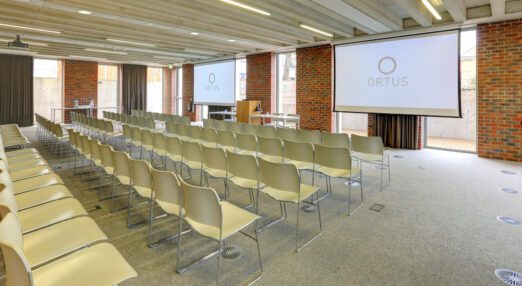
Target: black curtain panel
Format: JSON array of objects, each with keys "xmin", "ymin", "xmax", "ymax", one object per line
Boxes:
[
  {"xmin": 374, "ymin": 114, "xmax": 420, "ymax": 150},
  {"xmin": 0, "ymin": 54, "xmax": 34, "ymax": 126},
  {"xmin": 122, "ymin": 64, "xmax": 147, "ymax": 115}
]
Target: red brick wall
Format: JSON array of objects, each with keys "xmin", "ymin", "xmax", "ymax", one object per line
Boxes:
[
  {"xmin": 63, "ymin": 60, "xmax": 98, "ymax": 123},
  {"xmin": 477, "ymin": 19, "xmax": 522, "ymax": 162},
  {"xmin": 296, "ymin": 45, "xmax": 333, "ymax": 131},
  {"xmin": 182, "ymin": 64, "xmax": 198, "ymax": 121},
  {"xmin": 163, "ymin": 67, "xmax": 176, "ymax": 114},
  {"xmin": 246, "ymin": 52, "xmax": 275, "ymax": 114}
]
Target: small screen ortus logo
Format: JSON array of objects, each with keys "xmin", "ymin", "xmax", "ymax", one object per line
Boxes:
[
  {"xmin": 368, "ymin": 56, "xmax": 408, "ymax": 88},
  {"xmin": 205, "ymin": 73, "xmax": 219, "ymax": 91}
]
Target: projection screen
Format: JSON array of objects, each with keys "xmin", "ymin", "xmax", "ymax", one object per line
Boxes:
[
  {"xmin": 334, "ymin": 30, "xmax": 461, "ymax": 117},
  {"xmin": 194, "ymin": 59, "xmax": 236, "ymax": 106}
]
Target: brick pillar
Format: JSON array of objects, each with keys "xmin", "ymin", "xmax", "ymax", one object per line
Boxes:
[
  {"xmin": 163, "ymin": 67, "xmax": 176, "ymax": 114},
  {"xmin": 63, "ymin": 60, "xmax": 98, "ymax": 123},
  {"xmin": 477, "ymin": 19, "xmax": 522, "ymax": 162},
  {"xmin": 246, "ymin": 52, "xmax": 275, "ymax": 114},
  {"xmin": 182, "ymin": 64, "xmax": 199, "ymax": 121},
  {"xmin": 296, "ymin": 45, "xmax": 333, "ymax": 131}
]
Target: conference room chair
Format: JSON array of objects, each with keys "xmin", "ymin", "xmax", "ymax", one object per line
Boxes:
[
  {"xmin": 217, "ymin": 130, "xmax": 236, "ymax": 152},
  {"xmin": 88, "ymin": 138, "xmax": 104, "ymax": 191},
  {"xmin": 7, "ymin": 157, "xmax": 48, "ymax": 174},
  {"xmin": 201, "ymin": 127, "xmax": 218, "ymax": 148},
  {"xmin": 104, "ymin": 120, "xmax": 122, "ymax": 146},
  {"xmin": 241, "ymin": 123, "xmax": 258, "ymax": 136},
  {"xmin": 283, "ymin": 140, "xmax": 315, "ymax": 182},
  {"xmin": 79, "ymin": 135, "xmax": 95, "ymax": 181},
  {"xmin": 180, "ymin": 116, "xmax": 191, "ymax": 126},
  {"xmin": 130, "ymin": 126, "xmax": 143, "ymax": 158},
  {"xmin": 202, "ymin": 145, "xmax": 228, "ymax": 192},
  {"xmin": 111, "ymin": 150, "xmax": 133, "ymax": 213},
  {"xmin": 203, "ymin": 118, "xmax": 215, "ymax": 129},
  {"xmin": 138, "ymin": 117, "xmax": 148, "ymax": 129},
  {"xmin": 276, "ymin": 127, "xmax": 298, "ymax": 141},
  {"xmin": 214, "ymin": 119, "xmax": 227, "ymax": 131},
  {"xmin": 225, "ymin": 151, "xmax": 259, "ymax": 208},
  {"xmin": 176, "ymin": 123, "xmax": 189, "ymax": 139},
  {"xmin": 152, "ymin": 132, "xmax": 168, "ymax": 169},
  {"xmin": 176, "ymin": 180, "xmax": 262, "ymax": 285},
  {"xmin": 257, "ymin": 136, "xmax": 284, "ymax": 163},
  {"xmin": 351, "ymin": 134, "xmax": 390, "ymax": 192},
  {"xmin": 131, "ymin": 115, "xmax": 140, "ymax": 127},
  {"xmin": 159, "ymin": 114, "xmax": 167, "ymax": 121},
  {"xmin": 2, "ymin": 161, "xmax": 52, "ymax": 182},
  {"xmin": 121, "ymin": 124, "xmax": 133, "ymax": 151},
  {"xmin": 152, "ymin": 113, "xmax": 160, "ymax": 121},
  {"xmin": 188, "ymin": 125, "xmax": 202, "ymax": 141},
  {"xmin": 99, "ymin": 143, "xmax": 117, "ymax": 199},
  {"xmin": 257, "ymin": 158, "xmax": 322, "ymax": 251},
  {"xmin": 149, "ymin": 169, "xmax": 191, "ymax": 248},
  {"xmin": 128, "ymin": 158, "xmax": 154, "ymax": 229},
  {"xmin": 257, "ymin": 125, "xmax": 277, "ymax": 138},
  {"xmin": 297, "ymin": 129, "xmax": 322, "ymax": 144},
  {"xmin": 181, "ymin": 140, "xmax": 203, "ymax": 183},
  {"xmin": 235, "ymin": 132, "xmax": 258, "ymax": 156},
  {"xmin": 166, "ymin": 135, "xmax": 183, "ymax": 173},
  {"xmin": 166, "ymin": 121, "xmax": 176, "ymax": 135},
  {"xmin": 147, "ymin": 118, "xmax": 159, "ymax": 131},
  {"xmin": 131, "ymin": 109, "xmax": 137, "ymax": 116},
  {"xmin": 227, "ymin": 122, "xmax": 242, "ymax": 133},
  {"xmin": 141, "ymin": 129, "xmax": 154, "ymax": 161},
  {"xmin": 321, "ymin": 131, "xmax": 351, "ymax": 148},
  {"xmin": 314, "ymin": 144, "xmax": 363, "ymax": 215}
]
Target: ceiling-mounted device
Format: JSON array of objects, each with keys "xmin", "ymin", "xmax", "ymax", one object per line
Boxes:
[{"xmin": 8, "ymin": 35, "xmax": 29, "ymax": 49}]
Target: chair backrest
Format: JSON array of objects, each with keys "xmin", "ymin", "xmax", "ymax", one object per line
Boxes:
[
  {"xmin": 176, "ymin": 124, "xmax": 189, "ymax": 137},
  {"xmin": 166, "ymin": 136, "xmax": 182, "ymax": 157},
  {"xmin": 131, "ymin": 116, "xmax": 139, "ymax": 126},
  {"xmin": 142, "ymin": 129, "xmax": 153, "ymax": 146},
  {"xmin": 202, "ymin": 128, "xmax": 218, "ymax": 145},
  {"xmin": 188, "ymin": 126, "xmax": 202, "ymax": 141},
  {"xmin": 322, "ymin": 132, "xmax": 350, "ymax": 148},
  {"xmin": 152, "ymin": 133, "xmax": 167, "ymax": 152},
  {"xmin": 203, "ymin": 119, "xmax": 215, "ymax": 129},
  {"xmin": 131, "ymin": 127, "xmax": 142, "ymax": 145},
  {"xmin": 258, "ymin": 136, "xmax": 283, "ymax": 158},
  {"xmin": 258, "ymin": 158, "xmax": 299, "ymax": 194},
  {"xmin": 146, "ymin": 118, "xmax": 156, "ymax": 130},
  {"xmin": 180, "ymin": 116, "xmax": 191, "ymax": 125},
  {"xmin": 217, "ymin": 130, "xmax": 235, "ymax": 150},
  {"xmin": 351, "ymin": 134, "xmax": 383, "ymax": 156},
  {"xmin": 151, "ymin": 169, "xmax": 181, "ymax": 211},
  {"xmin": 202, "ymin": 145, "xmax": 227, "ymax": 172},
  {"xmin": 105, "ymin": 121, "xmax": 114, "ymax": 133},
  {"xmin": 297, "ymin": 129, "xmax": 322, "ymax": 144},
  {"xmin": 236, "ymin": 133, "xmax": 257, "ymax": 153},
  {"xmin": 283, "ymin": 140, "xmax": 313, "ymax": 164},
  {"xmin": 89, "ymin": 139, "xmax": 102, "ymax": 162},
  {"xmin": 166, "ymin": 121, "xmax": 176, "ymax": 134},
  {"xmin": 112, "ymin": 151, "xmax": 131, "ymax": 178},
  {"xmin": 227, "ymin": 122, "xmax": 242, "ymax": 133},
  {"xmin": 180, "ymin": 180, "xmax": 222, "ymax": 234},
  {"xmin": 314, "ymin": 144, "xmax": 351, "ymax": 171},
  {"xmin": 258, "ymin": 125, "xmax": 277, "ymax": 138},
  {"xmin": 182, "ymin": 141, "xmax": 202, "ymax": 164},
  {"xmin": 276, "ymin": 127, "xmax": 297, "ymax": 141},
  {"xmin": 129, "ymin": 159, "xmax": 152, "ymax": 189},
  {"xmin": 100, "ymin": 144, "xmax": 115, "ymax": 169},
  {"xmin": 80, "ymin": 135, "xmax": 91, "ymax": 156},
  {"xmin": 138, "ymin": 117, "xmax": 147, "ymax": 128},
  {"xmin": 226, "ymin": 151, "xmax": 258, "ymax": 182},
  {"xmin": 240, "ymin": 124, "xmax": 258, "ymax": 136},
  {"xmin": 122, "ymin": 124, "xmax": 132, "ymax": 140},
  {"xmin": 214, "ymin": 120, "xmax": 227, "ymax": 131},
  {"xmin": 0, "ymin": 212, "xmax": 32, "ymax": 286}
]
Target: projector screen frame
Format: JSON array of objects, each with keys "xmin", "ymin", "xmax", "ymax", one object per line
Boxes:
[
  {"xmin": 333, "ymin": 29, "xmax": 462, "ymax": 118},
  {"xmin": 193, "ymin": 58, "xmax": 237, "ymax": 107}
]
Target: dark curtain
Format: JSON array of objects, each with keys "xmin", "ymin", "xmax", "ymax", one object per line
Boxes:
[
  {"xmin": 122, "ymin": 64, "xmax": 147, "ymax": 115},
  {"xmin": 374, "ymin": 114, "xmax": 420, "ymax": 149},
  {"xmin": 0, "ymin": 54, "xmax": 33, "ymax": 126}
]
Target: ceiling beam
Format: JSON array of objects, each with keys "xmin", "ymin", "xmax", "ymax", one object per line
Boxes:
[
  {"xmin": 442, "ymin": 0, "xmax": 467, "ymax": 22},
  {"xmin": 342, "ymin": 0, "xmax": 403, "ymax": 31},
  {"xmin": 390, "ymin": 0, "xmax": 433, "ymax": 27},
  {"xmin": 490, "ymin": 0, "xmax": 506, "ymax": 17}
]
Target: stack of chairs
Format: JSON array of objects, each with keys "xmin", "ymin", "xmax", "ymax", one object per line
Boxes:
[{"xmin": 0, "ymin": 124, "xmax": 29, "ymax": 149}]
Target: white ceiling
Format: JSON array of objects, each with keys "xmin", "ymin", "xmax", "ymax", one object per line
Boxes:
[{"xmin": 0, "ymin": 0, "xmax": 519, "ymax": 66}]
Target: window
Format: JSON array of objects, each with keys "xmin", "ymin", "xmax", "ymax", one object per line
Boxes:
[
  {"xmin": 338, "ymin": 113, "xmax": 368, "ymax": 136},
  {"xmin": 97, "ymin": 64, "xmax": 119, "ymax": 118},
  {"xmin": 236, "ymin": 58, "xmax": 247, "ymax": 101},
  {"xmin": 276, "ymin": 52, "xmax": 296, "ymax": 114},
  {"xmin": 176, "ymin": 67, "xmax": 183, "ymax": 115},
  {"xmin": 147, "ymin": 67, "xmax": 163, "ymax": 113},
  {"xmin": 33, "ymin": 59, "xmax": 63, "ymax": 122},
  {"xmin": 425, "ymin": 30, "xmax": 477, "ymax": 152}
]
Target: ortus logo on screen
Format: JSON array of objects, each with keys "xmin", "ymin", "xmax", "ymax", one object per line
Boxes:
[
  {"xmin": 368, "ymin": 57, "xmax": 408, "ymax": 88},
  {"xmin": 205, "ymin": 73, "xmax": 220, "ymax": 91}
]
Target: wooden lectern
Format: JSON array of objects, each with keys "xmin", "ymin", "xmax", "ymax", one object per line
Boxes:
[{"xmin": 236, "ymin": 100, "xmax": 261, "ymax": 124}]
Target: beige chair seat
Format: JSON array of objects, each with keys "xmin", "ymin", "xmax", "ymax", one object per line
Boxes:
[
  {"xmin": 116, "ymin": 175, "xmax": 131, "ymax": 186},
  {"xmin": 258, "ymin": 154, "xmax": 282, "ymax": 163},
  {"xmin": 19, "ymin": 198, "xmax": 87, "ymax": 233},
  {"xmin": 134, "ymin": 185, "xmax": 152, "ymax": 198},
  {"xmin": 7, "ymin": 153, "xmax": 42, "ymax": 164},
  {"xmin": 261, "ymin": 184, "xmax": 319, "ymax": 203},
  {"xmin": 103, "ymin": 166, "xmax": 114, "ymax": 175},
  {"xmin": 186, "ymin": 201, "xmax": 259, "ymax": 241},
  {"xmin": 92, "ymin": 158, "xmax": 102, "ymax": 166},
  {"xmin": 220, "ymin": 145, "xmax": 236, "ymax": 153},
  {"xmin": 167, "ymin": 154, "xmax": 182, "ymax": 162},
  {"xmin": 236, "ymin": 149, "xmax": 256, "ymax": 156},
  {"xmin": 14, "ymin": 185, "xmax": 73, "ymax": 210},
  {"xmin": 32, "ymin": 242, "xmax": 138, "ymax": 286},
  {"xmin": 201, "ymin": 141, "xmax": 217, "ymax": 148},
  {"xmin": 228, "ymin": 176, "xmax": 260, "ymax": 189},
  {"xmin": 183, "ymin": 160, "xmax": 201, "ymax": 170},
  {"xmin": 285, "ymin": 159, "xmax": 313, "ymax": 170},
  {"xmin": 13, "ymin": 174, "xmax": 64, "ymax": 195},
  {"xmin": 315, "ymin": 165, "xmax": 360, "ymax": 179},
  {"xmin": 9, "ymin": 159, "xmax": 48, "ymax": 172},
  {"xmin": 5, "ymin": 148, "xmax": 38, "ymax": 157},
  {"xmin": 204, "ymin": 167, "xmax": 226, "ymax": 179},
  {"xmin": 142, "ymin": 144, "xmax": 154, "ymax": 152},
  {"xmin": 156, "ymin": 200, "xmax": 184, "ymax": 216},
  {"xmin": 24, "ymin": 216, "xmax": 107, "ymax": 268},
  {"xmin": 353, "ymin": 152, "xmax": 383, "ymax": 162},
  {"xmin": 10, "ymin": 166, "xmax": 53, "ymax": 181}
]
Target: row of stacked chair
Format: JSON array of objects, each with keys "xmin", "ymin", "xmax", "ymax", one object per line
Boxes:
[
  {"xmin": 103, "ymin": 110, "xmax": 191, "ymax": 126},
  {"xmin": 0, "ymin": 124, "xmax": 29, "ymax": 149},
  {"xmin": 0, "ymin": 120, "xmax": 137, "ymax": 286}
]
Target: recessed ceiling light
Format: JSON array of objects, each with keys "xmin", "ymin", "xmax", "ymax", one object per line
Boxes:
[
  {"xmin": 184, "ymin": 49, "xmax": 218, "ymax": 55},
  {"xmin": 77, "ymin": 10, "xmax": 92, "ymax": 15},
  {"xmin": 153, "ymin": 55, "xmax": 183, "ymax": 61},
  {"xmin": 190, "ymin": 32, "xmax": 199, "ymax": 35},
  {"xmin": 422, "ymin": 0, "xmax": 442, "ymax": 20},
  {"xmin": 69, "ymin": 55, "xmax": 107, "ymax": 61},
  {"xmin": 299, "ymin": 24, "xmax": 333, "ymax": 37},
  {"xmin": 106, "ymin": 38, "xmax": 156, "ymax": 47},
  {"xmin": 0, "ymin": 23, "xmax": 61, "ymax": 34},
  {"xmin": 228, "ymin": 39, "xmax": 236, "ymax": 42},
  {"xmin": 220, "ymin": 0, "xmax": 271, "ymax": 16},
  {"xmin": 84, "ymin": 48, "xmax": 128, "ymax": 55}
]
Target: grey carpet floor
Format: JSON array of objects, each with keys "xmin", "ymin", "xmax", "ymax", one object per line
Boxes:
[{"xmin": 1, "ymin": 126, "xmax": 522, "ymax": 286}]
